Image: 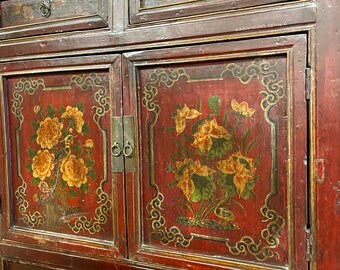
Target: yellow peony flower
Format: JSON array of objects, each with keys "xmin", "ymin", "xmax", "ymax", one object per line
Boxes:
[
  {"xmin": 192, "ymin": 118, "xmax": 230, "ymax": 154},
  {"xmin": 62, "ymin": 106, "xmax": 84, "ymax": 133},
  {"xmin": 173, "ymin": 104, "xmax": 201, "ymax": 135},
  {"xmin": 60, "ymin": 155, "xmax": 88, "ymax": 188},
  {"xmin": 31, "ymin": 150, "xmax": 55, "ymax": 180},
  {"xmin": 85, "ymin": 139, "xmax": 94, "ymax": 149},
  {"xmin": 36, "ymin": 117, "xmax": 63, "ymax": 149},
  {"xmin": 175, "ymin": 159, "xmax": 215, "ymax": 200},
  {"xmin": 231, "ymin": 99, "xmax": 255, "ymax": 117},
  {"xmin": 215, "ymin": 152, "xmax": 255, "ymax": 196}
]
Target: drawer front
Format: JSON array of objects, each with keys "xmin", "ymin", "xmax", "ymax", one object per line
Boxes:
[
  {"xmin": 0, "ymin": 0, "xmax": 108, "ymax": 39},
  {"xmin": 129, "ymin": 0, "xmax": 305, "ymax": 25}
]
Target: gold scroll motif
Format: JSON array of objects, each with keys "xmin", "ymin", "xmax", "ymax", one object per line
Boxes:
[
  {"xmin": 11, "ymin": 74, "xmax": 112, "ymax": 235},
  {"xmin": 143, "ymin": 59, "xmax": 285, "ymax": 261}
]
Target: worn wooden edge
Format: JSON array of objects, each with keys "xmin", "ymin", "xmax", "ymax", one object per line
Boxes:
[{"xmin": 0, "ymin": 244, "xmax": 181, "ymax": 270}]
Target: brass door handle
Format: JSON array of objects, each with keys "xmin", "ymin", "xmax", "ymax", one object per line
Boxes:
[
  {"xmin": 111, "ymin": 142, "xmax": 122, "ymax": 157},
  {"xmin": 123, "ymin": 141, "xmax": 134, "ymax": 157}
]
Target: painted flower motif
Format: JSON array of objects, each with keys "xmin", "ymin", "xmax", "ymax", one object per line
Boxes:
[
  {"xmin": 175, "ymin": 159, "xmax": 215, "ymax": 200},
  {"xmin": 31, "ymin": 150, "xmax": 55, "ymax": 180},
  {"xmin": 60, "ymin": 155, "xmax": 88, "ymax": 188},
  {"xmin": 33, "ymin": 105, "xmax": 41, "ymax": 114},
  {"xmin": 36, "ymin": 117, "xmax": 63, "ymax": 149},
  {"xmin": 215, "ymin": 151, "xmax": 255, "ymax": 196},
  {"xmin": 231, "ymin": 99, "xmax": 255, "ymax": 117},
  {"xmin": 173, "ymin": 104, "xmax": 201, "ymax": 135},
  {"xmin": 85, "ymin": 139, "xmax": 94, "ymax": 149},
  {"xmin": 192, "ymin": 118, "xmax": 230, "ymax": 154},
  {"xmin": 62, "ymin": 106, "xmax": 84, "ymax": 133}
]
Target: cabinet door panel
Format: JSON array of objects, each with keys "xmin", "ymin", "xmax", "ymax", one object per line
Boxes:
[
  {"xmin": 124, "ymin": 35, "xmax": 307, "ymax": 269},
  {"xmin": 0, "ymin": 0, "xmax": 108, "ymax": 39},
  {"xmin": 129, "ymin": 0, "xmax": 305, "ymax": 25},
  {"xmin": 0, "ymin": 55, "xmax": 126, "ymax": 260}
]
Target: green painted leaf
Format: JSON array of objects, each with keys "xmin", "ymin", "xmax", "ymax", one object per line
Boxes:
[
  {"xmin": 177, "ymin": 163, "xmax": 189, "ymax": 176},
  {"xmin": 80, "ymin": 183, "xmax": 90, "ymax": 194},
  {"xmin": 246, "ymin": 180, "xmax": 255, "ymax": 190},
  {"xmin": 88, "ymin": 170, "xmax": 96, "ymax": 180},
  {"xmin": 206, "ymin": 182, "xmax": 216, "ymax": 192},
  {"xmin": 253, "ymin": 175, "xmax": 260, "ymax": 182},
  {"xmin": 31, "ymin": 121, "xmax": 40, "ymax": 130},
  {"xmin": 222, "ymin": 110, "xmax": 228, "ymax": 127},
  {"xmin": 225, "ymin": 184, "xmax": 237, "ymax": 197},
  {"xmin": 241, "ymin": 127, "xmax": 252, "ymax": 151},
  {"xmin": 68, "ymin": 189, "xmax": 78, "ymax": 198},
  {"xmin": 46, "ymin": 104, "xmax": 56, "ymax": 118},
  {"xmin": 31, "ymin": 178, "xmax": 40, "ymax": 186},
  {"xmin": 180, "ymin": 134, "xmax": 192, "ymax": 141},
  {"xmin": 71, "ymin": 140, "xmax": 82, "ymax": 154},
  {"xmin": 82, "ymin": 123, "xmax": 91, "ymax": 135},
  {"xmin": 192, "ymin": 173, "xmax": 209, "ymax": 190},
  {"xmin": 28, "ymin": 148, "xmax": 37, "ymax": 159},
  {"xmin": 246, "ymin": 138, "xmax": 257, "ymax": 155},
  {"xmin": 208, "ymin": 96, "xmax": 221, "ymax": 114},
  {"xmin": 53, "ymin": 148, "xmax": 64, "ymax": 160},
  {"xmin": 30, "ymin": 133, "xmax": 38, "ymax": 142},
  {"xmin": 60, "ymin": 106, "xmax": 66, "ymax": 114},
  {"xmin": 84, "ymin": 157, "xmax": 94, "ymax": 168},
  {"xmin": 173, "ymin": 138, "xmax": 187, "ymax": 155},
  {"xmin": 61, "ymin": 128, "xmax": 68, "ymax": 138},
  {"xmin": 249, "ymin": 190, "xmax": 257, "ymax": 201},
  {"xmin": 202, "ymin": 187, "xmax": 213, "ymax": 200},
  {"xmin": 197, "ymin": 99, "xmax": 202, "ymax": 112},
  {"xmin": 254, "ymin": 156, "xmax": 261, "ymax": 168},
  {"xmin": 167, "ymin": 179, "xmax": 178, "ymax": 187},
  {"xmin": 75, "ymin": 103, "xmax": 84, "ymax": 112},
  {"xmin": 192, "ymin": 119, "xmax": 205, "ymax": 133},
  {"xmin": 240, "ymin": 188, "xmax": 250, "ymax": 200},
  {"xmin": 177, "ymin": 202, "xmax": 194, "ymax": 213},
  {"xmin": 47, "ymin": 178, "xmax": 56, "ymax": 186},
  {"xmin": 25, "ymin": 163, "xmax": 32, "ymax": 171},
  {"xmin": 191, "ymin": 189, "xmax": 202, "ymax": 202},
  {"xmin": 60, "ymin": 179, "xmax": 67, "ymax": 187}
]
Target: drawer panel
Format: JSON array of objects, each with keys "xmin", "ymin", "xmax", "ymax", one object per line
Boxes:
[
  {"xmin": 129, "ymin": 0, "xmax": 306, "ymax": 25},
  {"xmin": 0, "ymin": 0, "xmax": 108, "ymax": 39}
]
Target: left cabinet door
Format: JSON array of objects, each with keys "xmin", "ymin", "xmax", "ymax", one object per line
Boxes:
[{"xmin": 0, "ymin": 55, "xmax": 127, "ymax": 265}]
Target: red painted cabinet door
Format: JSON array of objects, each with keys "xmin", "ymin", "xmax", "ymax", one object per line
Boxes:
[
  {"xmin": 0, "ymin": 55, "xmax": 126, "ymax": 262},
  {"xmin": 124, "ymin": 35, "xmax": 308, "ymax": 269}
]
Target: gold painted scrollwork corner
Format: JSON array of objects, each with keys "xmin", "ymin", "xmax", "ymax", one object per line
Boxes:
[{"xmin": 143, "ymin": 59, "xmax": 286, "ymax": 261}]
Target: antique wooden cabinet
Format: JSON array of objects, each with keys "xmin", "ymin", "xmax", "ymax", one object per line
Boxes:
[{"xmin": 0, "ymin": 1, "xmax": 338, "ymax": 270}]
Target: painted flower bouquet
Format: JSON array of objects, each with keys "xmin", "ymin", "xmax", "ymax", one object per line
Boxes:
[
  {"xmin": 25, "ymin": 104, "xmax": 96, "ymax": 226},
  {"xmin": 167, "ymin": 97, "xmax": 260, "ymax": 230}
]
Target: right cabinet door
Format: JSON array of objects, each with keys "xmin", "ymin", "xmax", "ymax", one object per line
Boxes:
[{"xmin": 124, "ymin": 35, "xmax": 308, "ymax": 270}]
